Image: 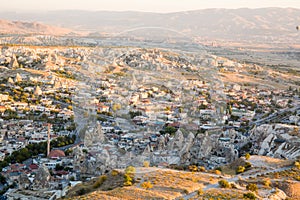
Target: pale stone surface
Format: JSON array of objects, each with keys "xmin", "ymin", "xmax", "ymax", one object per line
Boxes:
[
  {"xmin": 34, "ymin": 85, "xmax": 42, "ymax": 96},
  {"xmin": 250, "ymin": 124, "xmax": 300, "ymax": 159},
  {"xmin": 10, "ymin": 54, "xmax": 19, "ymax": 69},
  {"xmin": 84, "ymin": 122, "xmax": 106, "ymax": 148},
  {"xmin": 32, "ymin": 164, "xmax": 51, "ymax": 189},
  {"xmin": 15, "ymin": 73, "xmax": 22, "ymax": 82},
  {"xmin": 18, "ymin": 173, "xmax": 31, "ymax": 190}
]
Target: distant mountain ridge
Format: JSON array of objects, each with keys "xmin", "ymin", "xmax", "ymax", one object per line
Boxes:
[
  {"xmin": 0, "ymin": 19, "xmax": 72, "ymax": 35},
  {"xmin": 0, "ymin": 8, "xmax": 299, "ymax": 43}
]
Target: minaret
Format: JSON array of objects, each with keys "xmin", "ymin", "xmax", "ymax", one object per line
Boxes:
[{"xmin": 47, "ymin": 124, "xmax": 51, "ymax": 157}]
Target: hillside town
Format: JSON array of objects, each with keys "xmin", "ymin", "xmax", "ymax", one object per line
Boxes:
[{"xmin": 0, "ymin": 45, "xmax": 299, "ymax": 199}]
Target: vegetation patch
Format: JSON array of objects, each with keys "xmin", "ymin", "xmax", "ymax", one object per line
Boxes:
[{"xmin": 65, "ymin": 171, "xmax": 125, "ymax": 198}]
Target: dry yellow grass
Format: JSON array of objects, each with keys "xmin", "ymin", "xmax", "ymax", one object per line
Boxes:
[
  {"xmin": 249, "ymin": 155, "xmax": 294, "ymax": 168},
  {"xmin": 75, "ymin": 167, "xmax": 221, "ymax": 200},
  {"xmin": 190, "ymin": 188, "xmax": 246, "ymax": 200}
]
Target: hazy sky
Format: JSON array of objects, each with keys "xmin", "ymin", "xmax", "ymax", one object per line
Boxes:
[{"xmin": 1, "ymin": 0, "xmax": 300, "ymax": 12}]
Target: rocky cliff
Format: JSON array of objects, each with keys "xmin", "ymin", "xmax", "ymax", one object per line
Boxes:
[{"xmin": 249, "ymin": 124, "xmax": 300, "ymax": 159}]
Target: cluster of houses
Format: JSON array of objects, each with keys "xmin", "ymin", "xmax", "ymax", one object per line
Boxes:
[
  {"xmin": 224, "ymin": 84, "xmax": 298, "ymax": 123},
  {"xmin": 0, "ymin": 46, "xmax": 299, "ymax": 199},
  {"xmin": 3, "ymin": 148, "xmax": 77, "ymax": 199}
]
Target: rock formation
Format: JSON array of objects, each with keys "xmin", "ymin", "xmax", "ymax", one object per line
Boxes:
[
  {"xmin": 34, "ymin": 85, "xmax": 42, "ymax": 96},
  {"xmin": 7, "ymin": 77, "xmax": 14, "ymax": 84},
  {"xmin": 18, "ymin": 173, "xmax": 31, "ymax": 190},
  {"xmin": 249, "ymin": 124, "xmax": 300, "ymax": 159},
  {"xmin": 15, "ymin": 73, "xmax": 22, "ymax": 82},
  {"xmin": 150, "ymin": 129, "xmax": 234, "ymax": 167},
  {"xmin": 32, "ymin": 164, "xmax": 51, "ymax": 189},
  {"xmin": 83, "ymin": 122, "xmax": 106, "ymax": 148},
  {"xmin": 10, "ymin": 54, "xmax": 19, "ymax": 69}
]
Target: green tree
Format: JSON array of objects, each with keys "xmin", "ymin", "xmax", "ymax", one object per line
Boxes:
[
  {"xmin": 164, "ymin": 126, "xmax": 177, "ymax": 135},
  {"xmin": 129, "ymin": 111, "xmax": 142, "ymax": 119},
  {"xmin": 243, "ymin": 192, "xmax": 256, "ymax": 199},
  {"xmin": 55, "ymin": 164, "xmax": 64, "ymax": 171},
  {"xmin": 178, "ymin": 107, "xmax": 184, "ymax": 113},
  {"xmin": 0, "ymin": 174, "xmax": 6, "ymax": 184}
]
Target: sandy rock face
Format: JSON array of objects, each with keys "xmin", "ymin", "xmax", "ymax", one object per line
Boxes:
[
  {"xmin": 277, "ymin": 181, "xmax": 300, "ymax": 200},
  {"xmin": 267, "ymin": 188, "xmax": 287, "ymax": 200}
]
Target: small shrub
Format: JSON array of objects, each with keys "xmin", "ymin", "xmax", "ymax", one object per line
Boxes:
[
  {"xmin": 215, "ymin": 169, "xmax": 222, "ymax": 175},
  {"xmin": 125, "ymin": 166, "xmax": 136, "ymax": 174},
  {"xmin": 245, "ymin": 153, "xmax": 251, "ymax": 160},
  {"xmin": 111, "ymin": 170, "xmax": 119, "ymax": 176},
  {"xmin": 273, "ymin": 187, "xmax": 280, "ymax": 194},
  {"xmin": 82, "ymin": 149, "xmax": 88, "ymax": 154},
  {"xmin": 218, "ymin": 179, "xmax": 231, "ymax": 188},
  {"xmin": 93, "ymin": 175, "xmax": 107, "ymax": 188},
  {"xmin": 236, "ymin": 166, "xmax": 245, "ymax": 174},
  {"xmin": 246, "ymin": 183, "xmax": 258, "ymax": 192},
  {"xmin": 141, "ymin": 181, "xmax": 153, "ymax": 189},
  {"xmin": 263, "ymin": 178, "xmax": 271, "ymax": 187},
  {"xmin": 243, "ymin": 192, "xmax": 256, "ymax": 199},
  {"xmin": 189, "ymin": 165, "xmax": 198, "ymax": 172},
  {"xmin": 231, "ymin": 183, "xmax": 237, "ymax": 189},
  {"xmin": 294, "ymin": 161, "xmax": 300, "ymax": 169},
  {"xmin": 199, "ymin": 166, "xmax": 206, "ymax": 172},
  {"xmin": 124, "ymin": 174, "xmax": 133, "ymax": 186},
  {"xmin": 245, "ymin": 162, "xmax": 252, "ymax": 169},
  {"xmin": 143, "ymin": 161, "xmax": 150, "ymax": 168},
  {"xmin": 274, "ymin": 172, "xmax": 280, "ymax": 179},
  {"xmin": 215, "ymin": 167, "xmax": 222, "ymax": 171},
  {"xmin": 197, "ymin": 188, "xmax": 204, "ymax": 196},
  {"xmin": 77, "ymin": 187, "xmax": 91, "ymax": 196}
]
